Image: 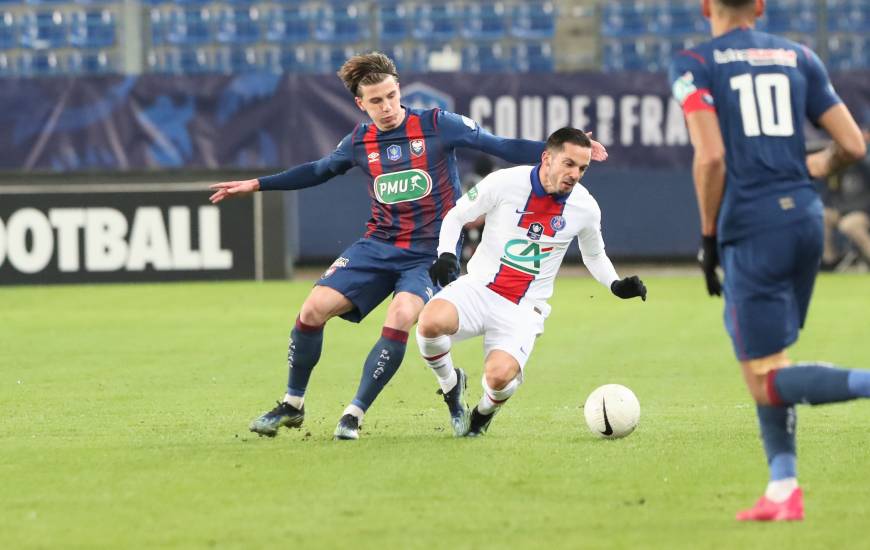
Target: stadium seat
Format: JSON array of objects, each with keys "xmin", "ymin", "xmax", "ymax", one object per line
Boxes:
[
  {"xmin": 377, "ymin": 1, "xmax": 409, "ymax": 45},
  {"xmin": 649, "ymin": 2, "xmax": 709, "ymax": 36},
  {"xmin": 18, "ymin": 10, "xmax": 67, "ymax": 49},
  {"xmin": 0, "ymin": 52, "xmax": 11, "ymax": 76},
  {"xmin": 165, "ymin": 7, "xmax": 212, "ymax": 46},
  {"xmin": 68, "ymin": 9, "xmax": 116, "ymax": 48},
  {"xmin": 66, "ymin": 49, "xmax": 114, "ymax": 74},
  {"xmin": 511, "ymin": 1, "xmax": 556, "ymax": 40},
  {"xmin": 215, "ymin": 5, "xmax": 261, "ymax": 44},
  {"xmin": 828, "ymin": 34, "xmax": 869, "ymax": 70},
  {"xmin": 384, "ymin": 43, "xmax": 429, "ymax": 73},
  {"xmin": 826, "ymin": 0, "xmax": 869, "ymax": 32},
  {"xmin": 601, "ymin": 2, "xmax": 648, "ymax": 38},
  {"xmin": 263, "ymin": 5, "xmax": 311, "ymax": 43},
  {"xmin": 461, "ymin": 42, "xmax": 510, "ymax": 73},
  {"xmin": 281, "ymin": 45, "xmax": 319, "ymax": 73},
  {"xmin": 413, "ymin": 3, "xmax": 460, "ymax": 44},
  {"xmin": 17, "ymin": 50, "xmax": 61, "ymax": 76},
  {"xmin": 462, "ymin": 2, "xmax": 508, "ymax": 41},
  {"xmin": 0, "ymin": 10, "xmax": 15, "ymax": 49},
  {"xmin": 513, "ymin": 41, "xmax": 554, "ymax": 72},
  {"xmin": 313, "ymin": 3, "xmax": 369, "ymax": 44},
  {"xmin": 214, "ymin": 46, "xmax": 261, "ymax": 73}
]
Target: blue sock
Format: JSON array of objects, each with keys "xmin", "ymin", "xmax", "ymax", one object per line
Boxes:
[
  {"xmin": 756, "ymin": 405, "xmax": 797, "ymax": 480},
  {"xmin": 286, "ymin": 317, "xmax": 324, "ymax": 398},
  {"xmin": 351, "ymin": 327, "xmax": 408, "ymax": 411},
  {"xmin": 769, "ymin": 363, "xmax": 870, "ymax": 405}
]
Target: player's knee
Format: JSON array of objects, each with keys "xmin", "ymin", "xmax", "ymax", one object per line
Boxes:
[
  {"xmin": 416, "ymin": 309, "xmax": 443, "ymax": 338},
  {"xmin": 485, "ymin": 363, "xmax": 518, "ymax": 390},
  {"xmin": 838, "ymin": 213, "xmax": 867, "ymax": 237}
]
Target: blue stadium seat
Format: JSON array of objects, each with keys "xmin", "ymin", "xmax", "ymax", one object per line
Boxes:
[
  {"xmin": 602, "ymin": 39, "xmax": 653, "ymax": 72},
  {"xmin": 68, "ymin": 9, "xmax": 116, "ymax": 48},
  {"xmin": 214, "ymin": 46, "xmax": 262, "ymax": 73},
  {"xmin": 313, "ymin": 4, "xmax": 369, "ymax": 44},
  {"xmin": 66, "ymin": 49, "xmax": 114, "ymax": 74},
  {"xmin": 462, "ymin": 2, "xmax": 507, "ymax": 41},
  {"xmin": 0, "ymin": 52, "xmax": 12, "ymax": 77},
  {"xmin": 461, "ymin": 42, "xmax": 510, "ymax": 73},
  {"xmin": 377, "ymin": 1, "xmax": 409, "ymax": 45},
  {"xmin": 263, "ymin": 5, "xmax": 310, "ymax": 43},
  {"xmin": 511, "ymin": 1, "xmax": 556, "ymax": 40},
  {"xmin": 1, "ymin": 10, "xmax": 15, "ymax": 49},
  {"xmin": 601, "ymin": 2, "xmax": 648, "ymax": 38},
  {"xmin": 828, "ymin": 34, "xmax": 869, "ymax": 70},
  {"xmin": 17, "ymin": 50, "xmax": 62, "ymax": 76},
  {"xmin": 281, "ymin": 46, "xmax": 319, "ymax": 73},
  {"xmin": 513, "ymin": 41, "xmax": 554, "ymax": 72},
  {"xmin": 165, "ymin": 8, "xmax": 212, "ymax": 46},
  {"xmin": 215, "ymin": 5, "xmax": 261, "ymax": 44},
  {"xmin": 826, "ymin": 0, "xmax": 869, "ymax": 32},
  {"xmin": 413, "ymin": 3, "xmax": 460, "ymax": 44},
  {"xmin": 19, "ymin": 10, "xmax": 67, "ymax": 49},
  {"xmin": 649, "ymin": 2, "xmax": 709, "ymax": 36},
  {"xmin": 384, "ymin": 43, "xmax": 429, "ymax": 73},
  {"xmin": 759, "ymin": 1, "xmax": 816, "ymax": 33}
]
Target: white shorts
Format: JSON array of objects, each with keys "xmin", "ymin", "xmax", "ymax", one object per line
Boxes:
[{"xmin": 433, "ymin": 276, "xmax": 546, "ymax": 370}]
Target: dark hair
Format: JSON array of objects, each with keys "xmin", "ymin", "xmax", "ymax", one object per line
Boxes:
[
  {"xmin": 545, "ymin": 127, "xmax": 592, "ymax": 152},
  {"xmin": 716, "ymin": 0, "xmax": 754, "ymax": 8},
  {"xmin": 337, "ymin": 52, "xmax": 399, "ymax": 97}
]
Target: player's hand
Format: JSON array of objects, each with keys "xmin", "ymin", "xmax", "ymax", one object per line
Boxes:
[
  {"xmin": 429, "ymin": 252, "xmax": 459, "ymax": 287},
  {"xmin": 610, "ymin": 276, "xmax": 647, "ymax": 301},
  {"xmin": 586, "ymin": 132, "xmax": 608, "ymax": 162},
  {"xmin": 208, "ymin": 179, "xmax": 260, "ymax": 204},
  {"xmin": 698, "ymin": 235, "xmax": 722, "ymax": 296}
]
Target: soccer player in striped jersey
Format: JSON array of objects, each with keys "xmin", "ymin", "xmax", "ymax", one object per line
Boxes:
[
  {"xmin": 669, "ymin": 0, "xmax": 869, "ymax": 521},
  {"xmin": 416, "ymin": 128, "xmax": 647, "ymax": 437},
  {"xmin": 209, "ymin": 53, "xmax": 608, "ymax": 440}
]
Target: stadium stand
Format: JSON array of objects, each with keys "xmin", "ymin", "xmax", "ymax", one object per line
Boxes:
[{"xmin": 0, "ymin": 0, "xmax": 866, "ymax": 76}]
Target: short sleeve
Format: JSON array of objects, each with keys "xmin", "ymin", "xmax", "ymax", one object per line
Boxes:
[
  {"xmin": 669, "ymin": 50, "xmax": 716, "ymax": 115},
  {"xmin": 801, "ymin": 46, "xmax": 842, "ymax": 124}
]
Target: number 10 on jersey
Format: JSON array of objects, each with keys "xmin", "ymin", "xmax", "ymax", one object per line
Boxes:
[{"xmin": 730, "ymin": 73, "xmax": 795, "ymax": 137}]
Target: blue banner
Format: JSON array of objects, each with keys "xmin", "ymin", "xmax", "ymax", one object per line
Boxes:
[{"xmin": 1, "ymin": 71, "xmax": 867, "ymax": 172}]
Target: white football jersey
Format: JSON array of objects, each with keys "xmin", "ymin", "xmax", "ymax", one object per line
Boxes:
[{"xmin": 438, "ymin": 164, "xmax": 618, "ymax": 316}]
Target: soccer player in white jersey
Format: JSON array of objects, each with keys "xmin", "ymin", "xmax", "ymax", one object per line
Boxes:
[{"xmin": 415, "ymin": 128, "xmax": 648, "ymax": 436}]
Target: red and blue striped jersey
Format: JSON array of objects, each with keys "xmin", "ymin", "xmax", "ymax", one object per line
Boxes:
[{"xmin": 258, "ymin": 107, "xmax": 545, "ymax": 253}]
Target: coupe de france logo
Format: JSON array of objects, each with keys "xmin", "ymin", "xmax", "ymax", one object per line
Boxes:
[
  {"xmin": 387, "ymin": 144, "xmax": 402, "ymax": 162},
  {"xmin": 527, "ymin": 222, "xmax": 544, "ymax": 241}
]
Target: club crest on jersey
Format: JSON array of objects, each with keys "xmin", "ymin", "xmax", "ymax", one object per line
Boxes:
[
  {"xmin": 387, "ymin": 144, "xmax": 402, "ymax": 162},
  {"xmin": 374, "ymin": 169, "xmax": 433, "ymax": 204},
  {"xmin": 500, "ymin": 239, "xmax": 553, "ymax": 276},
  {"xmin": 322, "ymin": 256, "xmax": 349, "ymax": 279},
  {"xmin": 527, "ymin": 222, "xmax": 544, "ymax": 241},
  {"xmin": 550, "ymin": 215, "xmax": 566, "ymax": 232},
  {"xmin": 410, "ymin": 139, "xmax": 425, "ymax": 157}
]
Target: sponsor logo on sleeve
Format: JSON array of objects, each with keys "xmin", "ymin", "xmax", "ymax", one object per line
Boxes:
[
  {"xmin": 672, "ymin": 71, "xmax": 697, "ymax": 105},
  {"xmin": 460, "ymin": 115, "xmax": 477, "ymax": 130},
  {"xmin": 466, "ymin": 186, "xmax": 479, "ymax": 201}
]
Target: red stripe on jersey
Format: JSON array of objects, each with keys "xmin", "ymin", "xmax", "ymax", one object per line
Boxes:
[
  {"xmin": 393, "ymin": 113, "xmax": 429, "ymax": 249},
  {"xmin": 678, "ymin": 49, "xmax": 706, "ymax": 65},
  {"xmin": 682, "ymin": 88, "xmax": 716, "ymax": 115},
  {"xmin": 363, "ymin": 124, "xmax": 389, "ymax": 238},
  {"xmin": 518, "ymin": 194, "xmax": 566, "ymax": 237},
  {"xmin": 487, "ymin": 264, "xmax": 535, "ymax": 305}
]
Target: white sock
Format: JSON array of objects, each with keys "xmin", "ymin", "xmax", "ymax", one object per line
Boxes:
[
  {"xmin": 765, "ymin": 478, "xmax": 799, "ymax": 503},
  {"xmin": 342, "ymin": 404, "xmax": 365, "ymax": 424},
  {"xmin": 283, "ymin": 394, "xmax": 304, "ymax": 409},
  {"xmin": 477, "ymin": 376, "xmax": 519, "ymax": 415},
  {"xmin": 416, "ymin": 330, "xmax": 456, "ymax": 393}
]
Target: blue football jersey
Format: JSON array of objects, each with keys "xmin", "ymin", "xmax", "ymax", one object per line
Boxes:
[{"xmin": 669, "ymin": 28, "xmax": 841, "ymax": 243}]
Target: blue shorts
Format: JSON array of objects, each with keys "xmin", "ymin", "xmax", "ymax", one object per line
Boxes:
[
  {"xmin": 721, "ymin": 216, "xmax": 823, "ymax": 360},
  {"xmin": 316, "ymin": 239, "xmax": 436, "ymax": 323}
]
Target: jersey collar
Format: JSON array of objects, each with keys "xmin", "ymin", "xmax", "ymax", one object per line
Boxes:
[{"xmin": 530, "ymin": 164, "xmax": 570, "ymax": 204}]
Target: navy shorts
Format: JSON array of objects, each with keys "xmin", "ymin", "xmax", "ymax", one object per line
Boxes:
[
  {"xmin": 721, "ymin": 215, "xmax": 823, "ymax": 360},
  {"xmin": 316, "ymin": 239, "xmax": 436, "ymax": 323}
]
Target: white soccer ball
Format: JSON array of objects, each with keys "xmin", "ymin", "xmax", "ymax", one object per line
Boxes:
[{"xmin": 583, "ymin": 384, "xmax": 640, "ymax": 439}]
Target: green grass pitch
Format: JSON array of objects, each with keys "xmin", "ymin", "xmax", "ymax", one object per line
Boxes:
[{"xmin": 2, "ymin": 274, "xmax": 869, "ymax": 549}]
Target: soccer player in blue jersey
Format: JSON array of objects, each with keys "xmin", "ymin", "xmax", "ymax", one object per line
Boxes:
[
  {"xmin": 669, "ymin": 0, "xmax": 868, "ymax": 521},
  {"xmin": 210, "ymin": 52, "xmax": 607, "ymax": 440}
]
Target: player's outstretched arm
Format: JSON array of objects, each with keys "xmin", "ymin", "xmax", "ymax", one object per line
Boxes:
[
  {"xmin": 209, "ymin": 179, "xmax": 259, "ymax": 204},
  {"xmin": 806, "ymin": 104, "xmax": 866, "ymax": 179}
]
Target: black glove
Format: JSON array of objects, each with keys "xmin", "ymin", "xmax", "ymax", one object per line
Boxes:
[
  {"xmin": 697, "ymin": 235, "xmax": 722, "ymax": 296},
  {"xmin": 611, "ymin": 275, "xmax": 647, "ymax": 301},
  {"xmin": 429, "ymin": 252, "xmax": 459, "ymax": 287}
]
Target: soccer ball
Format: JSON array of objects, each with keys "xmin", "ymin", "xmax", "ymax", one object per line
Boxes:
[{"xmin": 583, "ymin": 384, "xmax": 640, "ymax": 439}]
